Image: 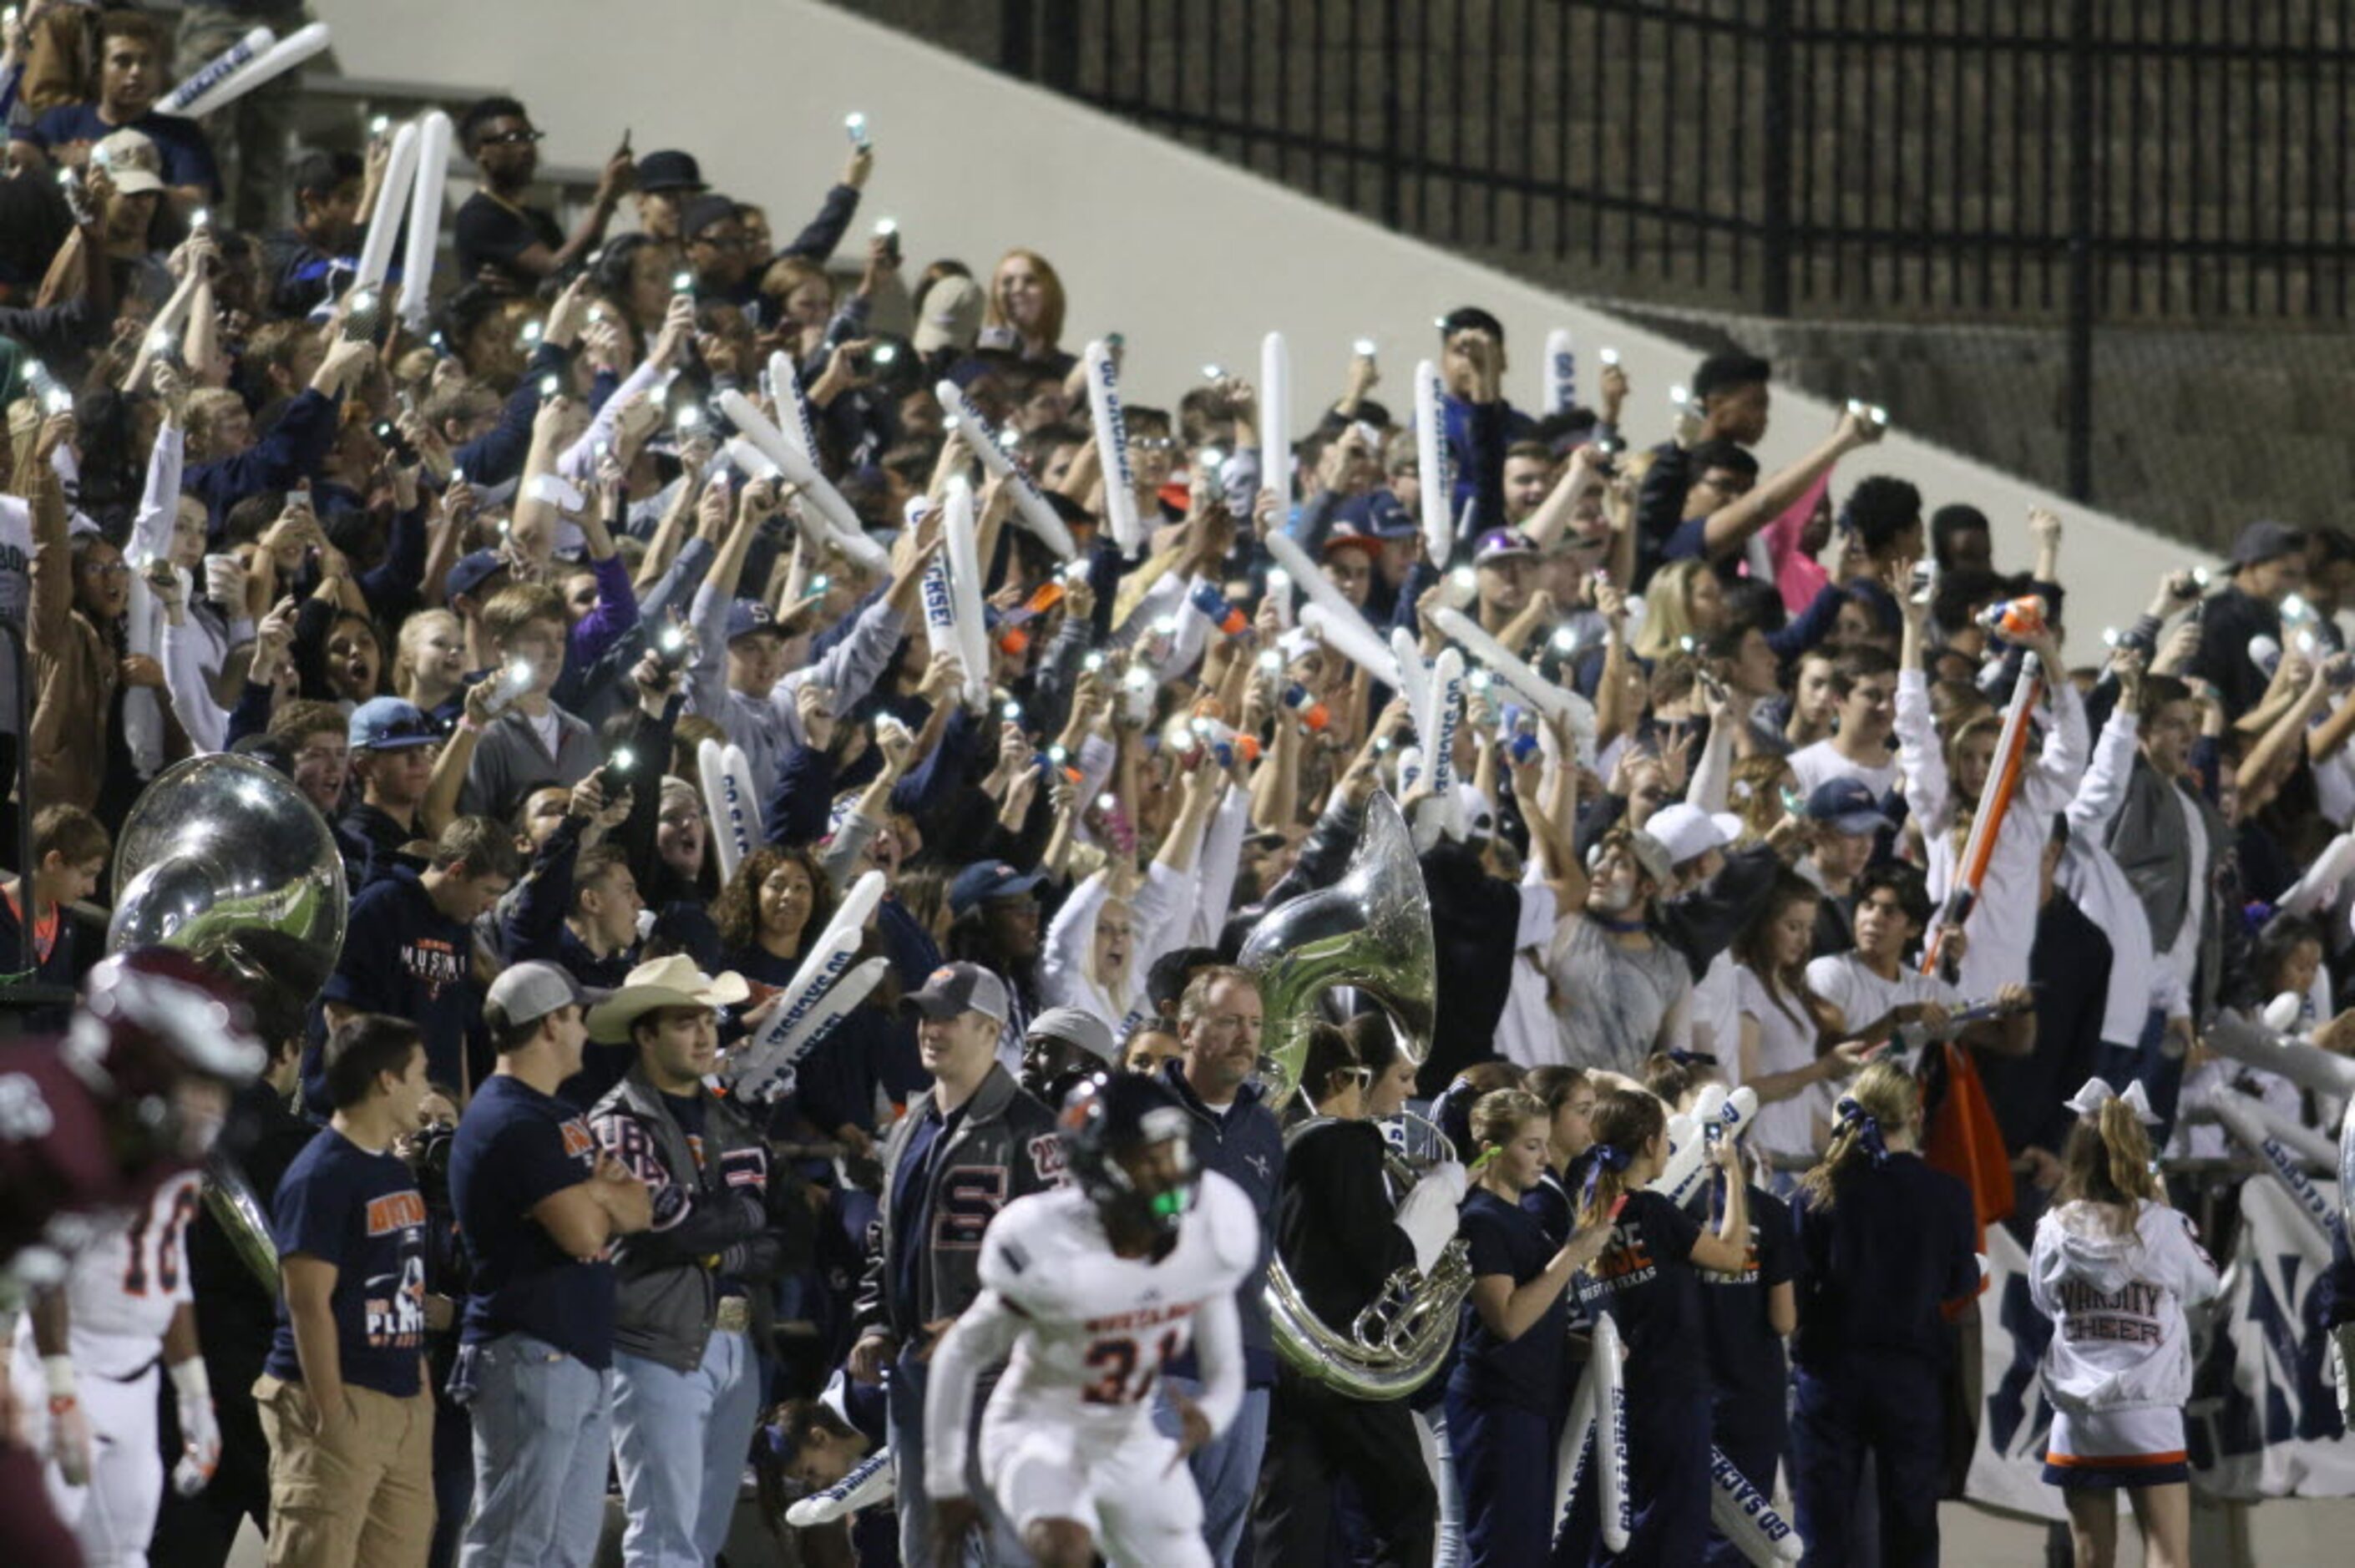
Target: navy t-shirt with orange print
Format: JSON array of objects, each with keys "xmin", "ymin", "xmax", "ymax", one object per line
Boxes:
[
  {"xmin": 1576, "ymin": 1186, "xmax": 1706, "ymax": 1398},
  {"xmin": 450, "ymin": 1073, "xmax": 616, "ymax": 1368},
  {"xmin": 316, "ymin": 865, "xmax": 484, "ymax": 1109},
  {"xmin": 264, "ymin": 1127, "xmax": 431, "ymax": 1398},
  {"xmin": 1694, "ymin": 1181, "xmax": 1798, "ymax": 1414}
]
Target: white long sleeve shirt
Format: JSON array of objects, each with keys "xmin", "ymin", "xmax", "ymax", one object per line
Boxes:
[{"xmin": 1898, "ymin": 665, "xmax": 2088, "ymax": 995}]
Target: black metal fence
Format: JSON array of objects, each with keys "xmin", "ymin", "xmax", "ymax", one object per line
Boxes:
[{"xmin": 992, "ymin": 0, "xmax": 2355, "ymax": 498}]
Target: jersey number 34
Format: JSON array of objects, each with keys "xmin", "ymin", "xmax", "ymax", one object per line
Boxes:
[{"xmin": 1081, "ymin": 1328, "xmax": 1181, "ymax": 1406}]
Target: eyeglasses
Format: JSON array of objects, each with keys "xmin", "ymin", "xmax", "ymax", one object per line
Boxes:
[
  {"xmin": 82, "ymin": 559, "xmax": 131, "ymax": 578},
  {"xmin": 479, "ymin": 129, "xmax": 544, "ymax": 147},
  {"xmin": 1127, "ymin": 436, "xmax": 1176, "ymax": 452}
]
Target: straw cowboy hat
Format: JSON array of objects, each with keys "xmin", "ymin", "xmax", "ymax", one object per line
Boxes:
[{"xmin": 585, "ymin": 954, "xmax": 751, "ymax": 1044}]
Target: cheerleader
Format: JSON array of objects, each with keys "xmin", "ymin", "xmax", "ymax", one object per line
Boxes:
[
  {"xmin": 1695, "ymin": 1139, "xmax": 1798, "ymax": 1567},
  {"xmin": 2028, "ymin": 1079, "xmax": 2216, "ymax": 1568},
  {"xmin": 1521, "ymin": 1065, "xmax": 1597, "ymax": 1247},
  {"xmin": 1787, "ymin": 1063, "xmax": 1978, "ymax": 1568},
  {"xmin": 1446, "ymin": 1090, "xmax": 1609, "ymax": 1567},
  {"xmin": 1558, "ymin": 1089, "xmax": 1751, "ymax": 1565}
]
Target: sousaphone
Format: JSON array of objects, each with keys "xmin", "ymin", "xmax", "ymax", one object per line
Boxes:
[
  {"xmin": 1239, "ymin": 792, "xmax": 1471, "ymax": 1399},
  {"xmin": 110, "ymin": 752, "xmax": 350, "ymax": 1292}
]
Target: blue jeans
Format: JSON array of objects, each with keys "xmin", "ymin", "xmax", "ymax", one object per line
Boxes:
[
  {"xmin": 1153, "ymin": 1376, "xmax": 1270, "ymax": 1567},
  {"xmin": 458, "ymin": 1333, "xmax": 612, "ymax": 1568},
  {"xmin": 611, "ymin": 1328, "xmax": 763, "ymax": 1566},
  {"xmin": 886, "ymin": 1350, "xmax": 1027, "ymax": 1566}
]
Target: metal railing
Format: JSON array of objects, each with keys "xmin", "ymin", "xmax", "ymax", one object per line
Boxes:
[{"xmin": 992, "ymin": 0, "xmax": 2355, "ymax": 500}]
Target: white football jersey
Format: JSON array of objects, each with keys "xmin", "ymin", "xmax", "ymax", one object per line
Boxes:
[
  {"xmin": 977, "ymin": 1168, "xmax": 1258, "ymax": 1442},
  {"xmin": 63, "ymin": 1172, "xmax": 200, "ymax": 1375}
]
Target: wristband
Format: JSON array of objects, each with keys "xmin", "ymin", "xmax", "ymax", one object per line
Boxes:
[
  {"xmin": 168, "ymin": 1357, "xmax": 210, "ymax": 1403},
  {"xmin": 41, "ymin": 1353, "xmax": 77, "ymax": 1400}
]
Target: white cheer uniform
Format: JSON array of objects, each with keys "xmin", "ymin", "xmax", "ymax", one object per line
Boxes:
[
  {"xmin": 2027, "ymin": 1196, "xmax": 2220, "ymax": 1488},
  {"xmin": 11, "ymin": 1171, "xmax": 203, "ymax": 1566},
  {"xmin": 923, "ymin": 1168, "xmax": 1259, "ymax": 1566}
]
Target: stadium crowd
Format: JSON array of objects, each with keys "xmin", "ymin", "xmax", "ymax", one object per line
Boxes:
[{"xmin": 2, "ymin": 6, "xmax": 2352, "ymax": 1568}]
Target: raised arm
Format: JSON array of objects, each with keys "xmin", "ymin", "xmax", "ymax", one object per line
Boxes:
[{"xmin": 1699, "ymin": 407, "xmax": 1880, "ymax": 559}]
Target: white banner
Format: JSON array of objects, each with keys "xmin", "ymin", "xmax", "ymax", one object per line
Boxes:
[
  {"xmin": 1965, "ymin": 1220, "xmax": 2071, "ymax": 1520},
  {"xmin": 1966, "ymin": 1181, "xmax": 2354, "ymax": 1520},
  {"xmin": 2185, "ymin": 1179, "xmax": 2355, "ymax": 1500}
]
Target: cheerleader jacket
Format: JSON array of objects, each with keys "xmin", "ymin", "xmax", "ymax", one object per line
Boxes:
[{"xmin": 2027, "ymin": 1198, "xmax": 2219, "ymax": 1415}]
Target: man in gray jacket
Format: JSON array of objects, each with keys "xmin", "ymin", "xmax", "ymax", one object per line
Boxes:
[
  {"xmin": 2088, "ymin": 671, "xmax": 2233, "ymax": 1135},
  {"xmin": 846, "ymin": 961, "xmax": 1060, "ymax": 1566},
  {"xmin": 587, "ymin": 955, "xmax": 812, "ymax": 1566}
]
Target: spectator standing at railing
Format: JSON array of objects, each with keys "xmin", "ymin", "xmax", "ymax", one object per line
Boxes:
[
  {"xmin": 588, "ymin": 957, "xmax": 811, "ymax": 1568},
  {"xmin": 450, "ymin": 964, "xmax": 654, "ymax": 1568}
]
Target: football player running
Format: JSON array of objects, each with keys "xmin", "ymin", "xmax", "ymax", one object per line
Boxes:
[{"xmin": 924, "ymin": 1072, "xmax": 1258, "ymax": 1568}]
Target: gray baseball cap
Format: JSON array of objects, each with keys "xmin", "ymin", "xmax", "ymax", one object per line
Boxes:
[
  {"xmin": 904, "ymin": 961, "xmax": 1009, "ymax": 1025},
  {"xmin": 485, "ymin": 961, "xmax": 599, "ymax": 1033},
  {"xmin": 1025, "ymin": 1006, "xmax": 1115, "ymax": 1065}
]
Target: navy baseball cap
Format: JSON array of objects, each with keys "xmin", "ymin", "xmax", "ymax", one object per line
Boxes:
[
  {"xmin": 1806, "ymin": 777, "xmax": 1894, "ymax": 836},
  {"xmin": 1336, "ymin": 490, "xmax": 1418, "ymax": 540},
  {"xmin": 348, "ymin": 697, "xmax": 438, "ymax": 751},
  {"xmin": 1319, "ymin": 519, "xmax": 1382, "ymax": 559},
  {"xmin": 447, "ymin": 549, "xmax": 508, "ymax": 603},
  {"xmin": 950, "ymin": 861, "xmax": 1044, "ymax": 917},
  {"xmin": 1474, "ymin": 527, "xmax": 1539, "ymax": 565},
  {"xmin": 726, "ymin": 598, "xmax": 782, "ymax": 644}
]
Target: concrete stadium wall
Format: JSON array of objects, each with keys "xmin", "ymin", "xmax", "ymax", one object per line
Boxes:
[{"xmin": 311, "ymin": 0, "xmax": 2208, "ymax": 640}]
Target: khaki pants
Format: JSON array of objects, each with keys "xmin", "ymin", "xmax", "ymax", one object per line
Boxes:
[{"xmin": 254, "ymin": 1373, "xmax": 435, "ymax": 1567}]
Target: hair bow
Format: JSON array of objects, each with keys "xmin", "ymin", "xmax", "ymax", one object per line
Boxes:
[
  {"xmin": 2060, "ymin": 1075, "xmax": 2160, "ymax": 1126},
  {"xmin": 1579, "ymin": 1141, "xmax": 1632, "ymax": 1209},
  {"xmin": 1834, "ymin": 1095, "xmax": 1889, "ymax": 1166}
]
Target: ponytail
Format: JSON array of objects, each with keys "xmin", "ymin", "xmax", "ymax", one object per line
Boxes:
[
  {"xmin": 2055, "ymin": 1092, "xmax": 2162, "ymax": 1235},
  {"xmin": 1798, "ymin": 1061, "xmax": 1919, "ymax": 1212},
  {"xmin": 1574, "ymin": 1090, "xmax": 1665, "ymax": 1230}
]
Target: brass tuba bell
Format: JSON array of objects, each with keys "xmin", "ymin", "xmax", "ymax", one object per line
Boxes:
[
  {"xmin": 1240, "ymin": 792, "xmax": 1471, "ymax": 1400},
  {"xmin": 109, "ymin": 752, "xmax": 351, "ymax": 1292}
]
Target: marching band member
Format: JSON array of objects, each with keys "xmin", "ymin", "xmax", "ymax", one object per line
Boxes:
[
  {"xmin": 1788, "ymin": 1064, "xmax": 1978, "ymax": 1567},
  {"xmin": 1447, "ymin": 1089, "xmax": 1609, "ymax": 1566},
  {"xmin": 1557, "ymin": 1089, "xmax": 1750, "ymax": 1565}
]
